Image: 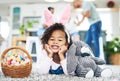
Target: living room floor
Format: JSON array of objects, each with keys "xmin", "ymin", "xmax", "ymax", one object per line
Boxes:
[{"xmin": 0, "ymin": 63, "xmax": 120, "ymax": 81}]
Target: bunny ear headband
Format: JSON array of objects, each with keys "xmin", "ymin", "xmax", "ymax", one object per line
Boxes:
[
  {"xmin": 59, "ymin": 4, "xmax": 71, "ymax": 25},
  {"xmin": 65, "ymin": 29, "xmax": 70, "ymax": 44},
  {"xmin": 44, "ymin": 4, "xmax": 71, "ymax": 43},
  {"xmin": 44, "ymin": 4, "xmax": 71, "ymax": 26}
]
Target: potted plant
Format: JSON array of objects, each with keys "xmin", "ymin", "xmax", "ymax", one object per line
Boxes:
[
  {"xmin": 19, "ymin": 25, "xmax": 25, "ymax": 35},
  {"xmin": 19, "ymin": 19, "xmax": 39, "ymax": 35},
  {"xmin": 104, "ymin": 37, "xmax": 120, "ymax": 65}
]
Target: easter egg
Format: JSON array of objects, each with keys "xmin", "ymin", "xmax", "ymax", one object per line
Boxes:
[
  {"xmin": 21, "ymin": 61, "xmax": 25, "ymax": 65},
  {"xmin": 7, "ymin": 59, "xmax": 12, "ymax": 65}
]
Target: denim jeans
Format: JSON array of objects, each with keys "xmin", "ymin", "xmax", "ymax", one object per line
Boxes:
[{"xmin": 85, "ymin": 21, "xmax": 102, "ymax": 57}]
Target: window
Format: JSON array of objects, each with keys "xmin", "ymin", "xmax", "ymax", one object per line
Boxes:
[{"xmin": 13, "ymin": 7, "xmax": 21, "ymax": 29}]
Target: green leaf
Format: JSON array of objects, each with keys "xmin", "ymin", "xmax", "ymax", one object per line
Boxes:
[{"xmin": 104, "ymin": 37, "xmax": 120, "ymax": 55}]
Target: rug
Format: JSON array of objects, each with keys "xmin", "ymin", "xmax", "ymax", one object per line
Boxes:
[{"xmin": 0, "ymin": 65, "xmax": 120, "ymax": 81}]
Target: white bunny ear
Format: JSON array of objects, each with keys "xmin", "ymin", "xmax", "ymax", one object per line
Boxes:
[
  {"xmin": 59, "ymin": 4, "xmax": 71, "ymax": 25},
  {"xmin": 65, "ymin": 29, "xmax": 70, "ymax": 43},
  {"xmin": 44, "ymin": 9, "xmax": 54, "ymax": 27}
]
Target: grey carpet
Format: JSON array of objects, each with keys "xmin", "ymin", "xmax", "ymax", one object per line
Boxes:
[{"xmin": 0, "ymin": 65, "xmax": 120, "ymax": 81}]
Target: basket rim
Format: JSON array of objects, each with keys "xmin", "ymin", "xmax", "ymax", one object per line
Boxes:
[
  {"xmin": 1, "ymin": 46, "xmax": 32, "ymax": 61},
  {"xmin": 1, "ymin": 61, "xmax": 32, "ymax": 68}
]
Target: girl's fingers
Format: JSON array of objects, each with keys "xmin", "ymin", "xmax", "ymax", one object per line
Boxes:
[
  {"xmin": 59, "ymin": 45, "xmax": 68, "ymax": 53},
  {"xmin": 45, "ymin": 44, "xmax": 53, "ymax": 57},
  {"xmin": 45, "ymin": 44, "xmax": 50, "ymax": 51},
  {"xmin": 45, "ymin": 44, "xmax": 50, "ymax": 50},
  {"xmin": 45, "ymin": 44, "xmax": 48, "ymax": 48}
]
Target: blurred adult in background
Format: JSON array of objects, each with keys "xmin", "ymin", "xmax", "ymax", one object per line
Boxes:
[
  {"xmin": 65, "ymin": 10, "xmax": 81, "ymax": 42},
  {"xmin": 37, "ymin": 7, "xmax": 58, "ymax": 37},
  {"xmin": 73, "ymin": 0, "xmax": 102, "ymax": 57}
]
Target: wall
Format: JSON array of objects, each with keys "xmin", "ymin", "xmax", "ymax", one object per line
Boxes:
[
  {"xmin": 94, "ymin": 0, "xmax": 120, "ymax": 8},
  {"xmin": 9, "ymin": 3, "xmax": 70, "ymax": 35},
  {"xmin": 0, "ymin": 0, "xmax": 120, "ymax": 16},
  {"xmin": 8, "ymin": 1, "xmax": 120, "ymax": 37},
  {"xmin": 7, "ymin": 2, "xmax": 120, "ymax": 40},
  {"xmin": 0, "ymin": 6, "xmax": 9, "ymax": 16},
  {"xmin": 111, "ymin": 10, "xmax": 120, "ymax": 38},
  {"xmin": 0, "ymin": 1, "xmax": 120, "ymax": 39}
]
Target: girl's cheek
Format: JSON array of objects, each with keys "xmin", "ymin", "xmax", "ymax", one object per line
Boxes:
[{"xmin": 48, "ymin": 40, "xmax": 52, "ymax": 44}]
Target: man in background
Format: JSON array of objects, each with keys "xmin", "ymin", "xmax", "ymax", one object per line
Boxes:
[{"xmin": 73, "ymin": 0, "xmax": 102, "ymax": 57}]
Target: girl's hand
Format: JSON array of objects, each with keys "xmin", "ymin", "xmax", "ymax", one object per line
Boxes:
[
  {"xmin": 58, "ymin": 45, "xmax": 68, "ymax": 61},
  {"xmin": 45, "ymin": 44, "xmax": 53, "ymax": 58}
]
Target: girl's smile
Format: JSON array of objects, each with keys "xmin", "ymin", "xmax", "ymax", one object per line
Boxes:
[
  {"xmin": 50, "ymin": 45, "xmax": 60, "ymax": 53},
  {"xmin": 51, "ymin": 45, "xmax": 59, "ymax": 49}
]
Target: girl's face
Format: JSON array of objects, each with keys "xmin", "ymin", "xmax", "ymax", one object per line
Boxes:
[{"xmin": 48, "ymin": 30, "xmax": 67, "ymax": 53}]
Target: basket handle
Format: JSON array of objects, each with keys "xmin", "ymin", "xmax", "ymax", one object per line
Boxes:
[{"xmin": 1, "ymin": 46, "xmax": 32, "ymax": 60}]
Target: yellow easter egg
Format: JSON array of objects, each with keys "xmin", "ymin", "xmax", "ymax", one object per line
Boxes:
[
  {"xmin": 16, "ymin": 57, "xmax": 20, "ymax": 62},
  {"xmin": 21, "ymin": 61, "xmax": 25, "ymax": 65}
]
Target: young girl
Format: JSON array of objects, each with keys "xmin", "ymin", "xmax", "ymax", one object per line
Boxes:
[
  {"xmin": 38, "ymin": 23, "xmax": 112, "ymax": 78},
  {"xmin": 38, "ymin": 23, "xmax": 72, "ymax": 75}
]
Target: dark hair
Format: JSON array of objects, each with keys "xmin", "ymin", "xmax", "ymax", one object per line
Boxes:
[
  {"xmin": 41, "ymin": 23, "xmax": 72, "ymax": 48},
  {"xmin": 48, "ymin": 7, "xmax": 54, "ymax": 11}
]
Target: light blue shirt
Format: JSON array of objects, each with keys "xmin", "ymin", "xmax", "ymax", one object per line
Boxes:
[{"xmin": 82, "ymin": 1, "xmax": 100, "ymax": 24}]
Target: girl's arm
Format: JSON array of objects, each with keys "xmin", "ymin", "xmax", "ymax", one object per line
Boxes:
[
  {"xmin": 60, "ymin": 59, "xmax": 68, "ymax": 75},
  {"xmin": 37, "ymin": 45, "xmax": 53, "ymax": 74},
  {"xmin": 58, "ymin": 45, "xmax": 68, "ymax": 75},
  {"xmin": 37, "ymin": 55, "xmax": 52, "ymax": 74}
]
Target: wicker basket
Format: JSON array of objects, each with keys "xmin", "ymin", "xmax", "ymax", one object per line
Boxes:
[{"xmin": 1, "ymin": 46, "xmax": 32, "ymax": 78}]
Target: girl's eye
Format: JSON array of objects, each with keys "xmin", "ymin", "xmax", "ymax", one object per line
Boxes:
[
  {"xmin": 58, "ymin": 39, "xmax": 62, "ymax": 41},
  {"xmin": 50, "ymin": 38, "xmax": 54, "ymax": 41}
]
